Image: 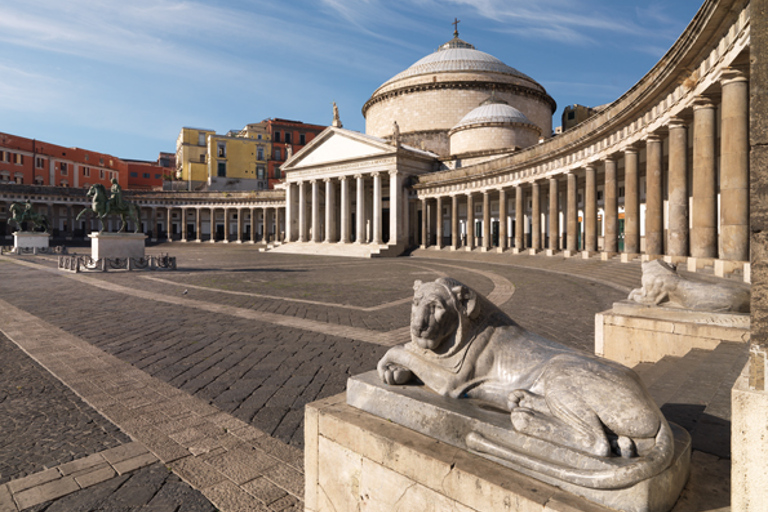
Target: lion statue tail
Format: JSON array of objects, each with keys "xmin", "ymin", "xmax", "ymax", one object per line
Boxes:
[{"xmin": 465, "ymin": 418, "xmax": 675, "ymax": 490}]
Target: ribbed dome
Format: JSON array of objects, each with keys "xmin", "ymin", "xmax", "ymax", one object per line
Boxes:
[
  {"xmin": 378, "ymin": 37, "xmax": 539, "ymax": 91},
  {"xmin": 452, "ymin": 102, "xmax": 537, "ymax": 131}
]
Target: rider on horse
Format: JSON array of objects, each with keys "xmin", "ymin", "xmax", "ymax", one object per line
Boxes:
[{"xmin": 109, "ymin": 178, "xmax": 128, "ymax": 212}]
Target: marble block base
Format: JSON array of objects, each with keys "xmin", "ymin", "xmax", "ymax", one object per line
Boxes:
[
  {"xmin": 14, "ymin": 232, "xmax": 50, "ymax": 250},
  {"xmin": 596, "ymin": 300, "xmax": 750, "ymax": 367},
  {"xmin": 345, "ymin": 371, "xmax": 690, "ymax": 512},
  {"xmin": 89, "ymin": 232, "xmax": 146, "ymax": 260}
]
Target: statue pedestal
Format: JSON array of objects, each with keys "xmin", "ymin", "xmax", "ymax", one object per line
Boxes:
[
  {"xmin": 14, "ymin": 232, "xmax": 50, "ymax": 251},
  {"xmin": 596, "ymin": 301, "xmax": 750, "ymax": 367},
  {"xmin": 307, "ymin": 383, "xmax": 690, "ymax": 512},
  {"xmin": 89, "ymin": 232, "xmax": 146, "ymax": 260}
]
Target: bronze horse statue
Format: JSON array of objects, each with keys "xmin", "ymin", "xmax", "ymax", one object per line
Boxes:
[
  {"xmin": 76, "ymin": 183, "xmax": 140, "ymax": 233},
  {"xmin": 9, "ymin": 201, "xmax": 49, "ymax": 232}
]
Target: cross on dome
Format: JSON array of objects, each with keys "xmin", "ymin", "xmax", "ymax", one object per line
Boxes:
[{"xmin": 453, "ymin": 18, "xmax": 460, "ymax": 37}]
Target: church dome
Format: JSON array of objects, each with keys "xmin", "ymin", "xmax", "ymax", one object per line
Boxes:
[
  {"xmin": 363, "ymin": 32, "xmax": 556, "ymax": 158},
  {"xmin": 451, "ymin": 102, "xmax": 538, "ymax": 131}
]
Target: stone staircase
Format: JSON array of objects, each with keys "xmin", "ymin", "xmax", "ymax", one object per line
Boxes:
[
  {"xmin": 631, "ymin": 341, "xmax": 749, "ymax": 511},
  {"xmin": 262, "ymin": 241, "xmax": 406, "ymax": 258}
]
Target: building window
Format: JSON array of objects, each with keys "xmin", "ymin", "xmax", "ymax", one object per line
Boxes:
[
  {"xmin": 36, "ymin": 157, "xmax": 44, "ymax": 169},
  {"xmin": 217, "ymin": 161, "xmax": 226, "ymax": 177},
  {"xmin": 99, "ymin": 157, "xmax": 104, "ymax": 165},
  {"xmin": 84, "ymin": 154, "xmax": 89, "ymax": 161},
  {"xmin": 83, "ymin": 167, "xmax": 90, "ymax": 177},
  {"xmin": 100, "ymin": 169, "xmax": 105, "ymax": 179},
  {"xmin": 34, "ymin": 175, "xmax": 44, "ymax": 185},
  {"xmin": 60, "ymin": 179, "xmax": 68, "ymax": 187},
  {"xmin": 274, "ymin": 131, "xmax": 281, "ymax": 143},
  {"xmin": 274, "ymin": 148, "xmax": 281, "ymax": 160},
  {"xmin": 60, "ymin": 162, "xmax": 68, "ymax": 175},
  {"xmin": 257, "ymin": 147, "xmax": 264, "ymax": 160},
  {"xmin": 257, "ymin": 134, "xmax": 262, "ymax": 140},
  {"xmin": 155, "ymin": 174, "xmax": 161, "ymax": 179},
  {"xmin": 300, "ymin": 133, "xmax": 306, "ymax": 145},
  {"xmin": 285, "ymin": 132, "xmax": 291, "ymax": 144},
  {"xmin": 14, "ymin": 153, "xmax": 23, "ymax": 165},
  {"xmin": 274, "ymin": 168, "xmax": 281, "ymax": 179},
  {"xmin": 143, "ymin": 173, "xmax": 150, "ymax": 179},
  {"xmin": 199, "ymin": 154, "xmax": 206, "ymax": 163},
  {"xmin": 130, "ymin": 172, "xmax": 138, "ymax": 178},
  {"xmin": 198, "ymin": 133, "xmax": 205, "ymax": 146},
  {"xmin": 217, "ymin": 143, "xmax": 226, "ymax": 157},
  {"xmin": 257, "ymin": 166, "xmax": 265, "ymax": 179}
]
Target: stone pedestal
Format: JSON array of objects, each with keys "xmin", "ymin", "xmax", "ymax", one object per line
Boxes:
[
  {"xmin": 307, "ymin": 374, "xmax": 691, "ymax": 512},
  {"xmin": 13, "ymin": 232, "xmax": 50, "ymax": 251},
  {"xmin": 596, "ymin": 301, "xmax": 749, "ymax": 367},
  {"xmin": 89, "ymin": 233, "xmax": 146, "ymax": 260}
]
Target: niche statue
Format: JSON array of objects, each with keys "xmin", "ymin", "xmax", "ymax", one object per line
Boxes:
[{"xmin": 378, "ymin": 278, "xmax": 676, "ymax": 489}]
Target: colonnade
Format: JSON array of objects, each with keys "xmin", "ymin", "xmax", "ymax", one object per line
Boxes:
[
  {"xmin": 419, "ymin": 69, "xmax": 750, "ymax": 263},
  {"xmin": 284, "ymin": 170, "xmax": 405, "ymax": 246}
]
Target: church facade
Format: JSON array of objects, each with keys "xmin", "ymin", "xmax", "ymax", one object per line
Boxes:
[{"xmin": 0, "ymin": 0, "xmax": 755, "ymax": 280}]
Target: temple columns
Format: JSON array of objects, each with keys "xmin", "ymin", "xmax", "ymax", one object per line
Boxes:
[
  {"xmin": 451, "ymin": 195, "xmax": 459, "ymax": 250},
  {"xmin": 372, "ymin": 172, "xmax": 383, "ymax": 245},
  {"xmin": 498, "ymin": 188, "xmax": 507, "ymax": 252},
  {"xmin": 692, "ymin": 96, "xmax": 718, "ymax": 258},
  {"xmin": 311, "ymin": 179, "xmax": 321, "ymax": 243},
  {"xmin": 466, "ymin": 193, "xmax": 475, "ymax": 250},
  {"xmin": 567, "ymin": 172, "xmax": 578, "ymax": 252},
  {"xmin": 603, "ymin": 157, "xmax": 618, "ymax": 253},
  {"xmin": 356, "ymin": 174, "xmax": 366, "ymax": 243},
  {"xmin": 645, "ymin": 135, "xmax": 664, "ymax": 256},
  {"xmin": 482, "ymin": 191, "xmax": 491, "ymax": 250},
  {"xmin": 435, "ymin": 196, "xmax": 444, "ymax": 249},
  {"xmin": 667, "ymin": 119, "xmax": 688, "ymax": 257},
  {"xmin": 624, "ymin": 147, "xmax": 640, "ymax": 254},
  {"xmin": 531, "ymin": 181, "xmax": 541, "ymax": 251},
  {"xmin": 584, "ymin": 165, "xmax": 597, "ymax": 252},
  {"xmin": 548, "ymin": 178, "xmax": 559, "ymax": 252},
  {"xmin": 340, "ymin": 177, "xmax": 351, "ymax": 244},
  {"xmin": 324, "ymin": 178, "xmax": 337, "ymax": 243}
]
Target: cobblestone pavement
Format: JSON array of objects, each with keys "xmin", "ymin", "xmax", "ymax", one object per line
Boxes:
[{"xmin": 0, "ymin": 245, "xmax": 631, "ymax": 510}]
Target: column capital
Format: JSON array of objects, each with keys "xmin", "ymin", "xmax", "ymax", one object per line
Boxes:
[
  {"xmin": 338, "ymin": 175, "xmax": 348, "ymax": 182},
  {"xmin": 720, "ymin": 66, "xmax": 748, "ymax": 85},
  {"xmin": 584, "ymin": 164, "xmax": 596, "ymax": 172},
  {"xmin": 371, "ymin": 171, "xmax": 381, "ymax": 178},
  {"xmin": 388, "ymin": 169, "xmax": 399, "ymax": 177},
  {"xmin": 666, "ymin": 117, "xmax": 688, "ymax": 130},
  {"xmin": 323, "ymin": 177, "xmax": 331, "ymax": 183},
  {"xmin": 482, "ymin": 190, "xmax": 490, "ymax": 197},
  {"xmin": 645, "ymin": 133, "xmax": 663, "ymax": 144},
  {"xmin": 353, "ymin": 173, "xmax": 364, "ymax": 180},
  {"xmin": 602, "ymin": 155, "xmax": 617, "ymax": 164},
  {"xmin": 693, "ymin": 95, "xmax": 717, "ymax": 110},
  {"xmin": 623, "ymin": 144, "xmax": 640, "ymax": 154},
  {"xmin": 310, "ymin": 179, "xmax": 318, "ymax": 184}
]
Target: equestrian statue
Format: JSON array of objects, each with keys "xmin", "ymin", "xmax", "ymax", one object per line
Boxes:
[
  {"xmin": 9, "ymin": 200, "xmax": 49, "ymax": 232},
  {"xmin": 76, "ymin": 179, "xmax": 140, "ymax": 233}
]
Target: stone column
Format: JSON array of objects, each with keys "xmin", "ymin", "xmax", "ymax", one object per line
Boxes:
[
  {"xmin": 221, "ymin": 208, "xmax": 229, "ymax": 243},
  {"xmin": 151, "ymin": 207, "xmax": 158, "ymax": 241},
  {"xmin": 388, "ymin": 170, "xmax": 403, "ymax": 245},
  {"xmin": 311, "ymin": 179, "xmax": 321, "ymax": 243},
  {"xmin": 567, "ymin": 172, "xmax": 577, "ymax": 252},
  {"xmin": 482, "ymin": 191, "xmax": 491, "ymax": 250},
  {"xmin": 549, "ymin": 177, "xmax": 559, "ymax": 252},
  {"xmin": 667, "ymin": 119, "xmax": 688, "ymax": 256},
  {"xmin": 451, "ymin": 195, "xmax": 459, "ymax": 250},
  {"xmin": 466, "ymin": 193, "xmax": 475, "ymax": 250},
  {"xmin": 515, "ymin": 186, "xmax": 524, "ymax": 250},
  {"xmin": 209, "ymin": 207, "xmax": 215, "ymax": 242},
  {"xmin": 274, "ymin": 207, "xmax": 280, "ymax": 241},
  {"xmin": 167, "ymin": 207, "xmax": 173, "ymax": 241},
  {"xmin": 298, "ymin": 181, "xmax": 307, "ymax": 242},
  {"xmin": 498, "ymin": 189, "xmax": 507, "ymax": 251},
  {"xmin": 249, "ymin": 207, "xmax": 256, "ymax": 243},
  {"xmin": 691, "ymin": 96, "xmax": 718, "ymax": 258},
  {"xmin": 355, "ymin": 175, "xmax": 366, "ymax": 243},
  {"xmin": 263, "ymin": 207, "xmax": 270, "ymax": 243},
  {"xmin": 182, "ymin": 208, "xmax": 188, "ymax": 241},
  {"xmin": 340, "ymin": 176, "xmax": 351, "ymax": 243},
  {"xmin": 285, "ymin": 183, "xmax": 294, "ymax": 243},
  {"xmin": 531, "ymin": 181, "xmax": 541, "ymax": 251},
  {"xmin": 585, "ymin": 165, "xmax": 597, "ymax": 252},
  {"xmin": 624, "ymin": 147, "xmax": 640, "ymax": 254},
  {"xmin": 420, "ymin": 198, "xmax": 428, "ymax": 248},
  {"xmin": 196, "ymin": 208, "xmax": 202, "ymax": 242},
  {"xmin": 372, "ymin": 172, "xmax": 383, "ymax": 245},
  {"xmin": 645, "ymin": 135, "xmax": 663, "ymax": 256},
  {"xmin": 324, "ymin": 178, "xmax": 337, "ymax": 243},
  {"xmin": 720, "ymin": 68, "xmax": 750, "ymax": 261},
  {"xmin": 236, "ymin": 208, "xmax": 243, "ymax": 243},
  {"xmin": 603, "ymin": 157, "xmax": 618, "ymax": 253},
  {"xmin": 435, "ymin": 196, "xmax": 444, "ymax": 248}
]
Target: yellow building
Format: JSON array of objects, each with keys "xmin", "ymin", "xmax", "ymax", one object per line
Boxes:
[{"xmin": 175, "ymin": 124, "xmax": 271, "ymax": 191}]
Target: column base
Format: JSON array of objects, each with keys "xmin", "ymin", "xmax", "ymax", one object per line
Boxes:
[
  {"xmin": 714, "ymin": 259, "xmax": 748, "ymax": 279},
  {"xmin": 600, "ymin": 251, "xmax": 618, "ymax": 261},
  {"xmin": 545, "ymin": 249, "xmax": 559, "ymax": 257},
  {"xmin": 562, "ymin": 249, "xmax": 578, "ymax": 258},
  {"xmin": 195, "ymin": 239, "xmax": 202, "ymax": 243},
  {"xmin": 620, "ymin": 252, "xmax": 641, "ymax": 263},
  {"xmin": 581, "ymin": 250, "xmax": 598, "ymax": 259},
  {"xmin": 465, "ymin": 246, "xmax": 474, "ymax": 252},
  {"xmin": 496, "ymin": 247, "xmax": 506, "ymax": 254},
  {"xmin": 450, "ymin": 245, "xmax": 459, "ymax": 251},
  {"xmin": 662, "ymin": 255, "xmax": 688, "ymax": 266},
  {"xmin": 686, "ymin": 257, "xmax": 715, "ymax": 272},
  {"xmin": 528, "ymin": 248, "xmax": 542, "ymax": 255},
  {"xmin": 640, "ymin": 253, "xmax": 664, "ymax": 263}
]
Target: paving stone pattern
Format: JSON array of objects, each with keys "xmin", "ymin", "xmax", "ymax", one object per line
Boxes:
[{"xmin": 0, "ymin": 332, "xmax": 129, "ymax": 485}]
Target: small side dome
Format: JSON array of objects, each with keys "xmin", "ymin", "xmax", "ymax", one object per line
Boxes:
[{"xmin": 449, "ymin": 100, "xmax": 542, "ymax": 156}]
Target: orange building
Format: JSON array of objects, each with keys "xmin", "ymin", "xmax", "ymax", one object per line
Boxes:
[
  {"xmin": 0, "ymin": 131, "xmax": 173, "ymax": 191},
  {"xmin": 263, "ymin": 119, "xmax": 325, "ymax": 189}
]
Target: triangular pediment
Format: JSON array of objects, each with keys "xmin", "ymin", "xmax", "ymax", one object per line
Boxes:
[{"xmin": 283, "ymin": 127, "xmax": 394, "ymax": 171}]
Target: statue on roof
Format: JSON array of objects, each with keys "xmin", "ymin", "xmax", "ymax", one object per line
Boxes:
[
  {"xmin": 332, "ymin": 101, "xmax": 343, "ymax": 128},
  {"xmin": 392, "ymin": 120, "xmax": 401, "ymax": 148}
]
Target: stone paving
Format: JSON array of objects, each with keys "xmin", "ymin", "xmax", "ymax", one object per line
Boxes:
[{"xmin": 0, "ymin": 244, "xmax": 631, "ymax": 510}]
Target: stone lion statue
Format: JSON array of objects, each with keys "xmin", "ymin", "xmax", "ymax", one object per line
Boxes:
[
  {"xmin": 378, "ymin": 277, "xmax": 675, "ymax": 488},
  {"xmin": 628, "ymin": 259, "xmax": 749, "ymax": 312}
]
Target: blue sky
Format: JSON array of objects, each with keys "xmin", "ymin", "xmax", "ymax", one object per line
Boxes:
[{"xmin": 0, "ymin": 0, "xmax": 702, "ymax": 161}]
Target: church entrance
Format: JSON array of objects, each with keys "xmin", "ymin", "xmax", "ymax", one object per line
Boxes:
[{"xmin": 382, "ymin": 208, "xmax": 390, "ymax": 243}]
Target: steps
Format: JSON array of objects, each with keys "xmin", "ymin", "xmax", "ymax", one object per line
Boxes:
[
  {"xmin": 633, "ymin": 341, "xmax": 749, "ymax": 459},
  {"xmin": 263, "ymin": 241, "xmax": 405, "ymax": 258}
]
